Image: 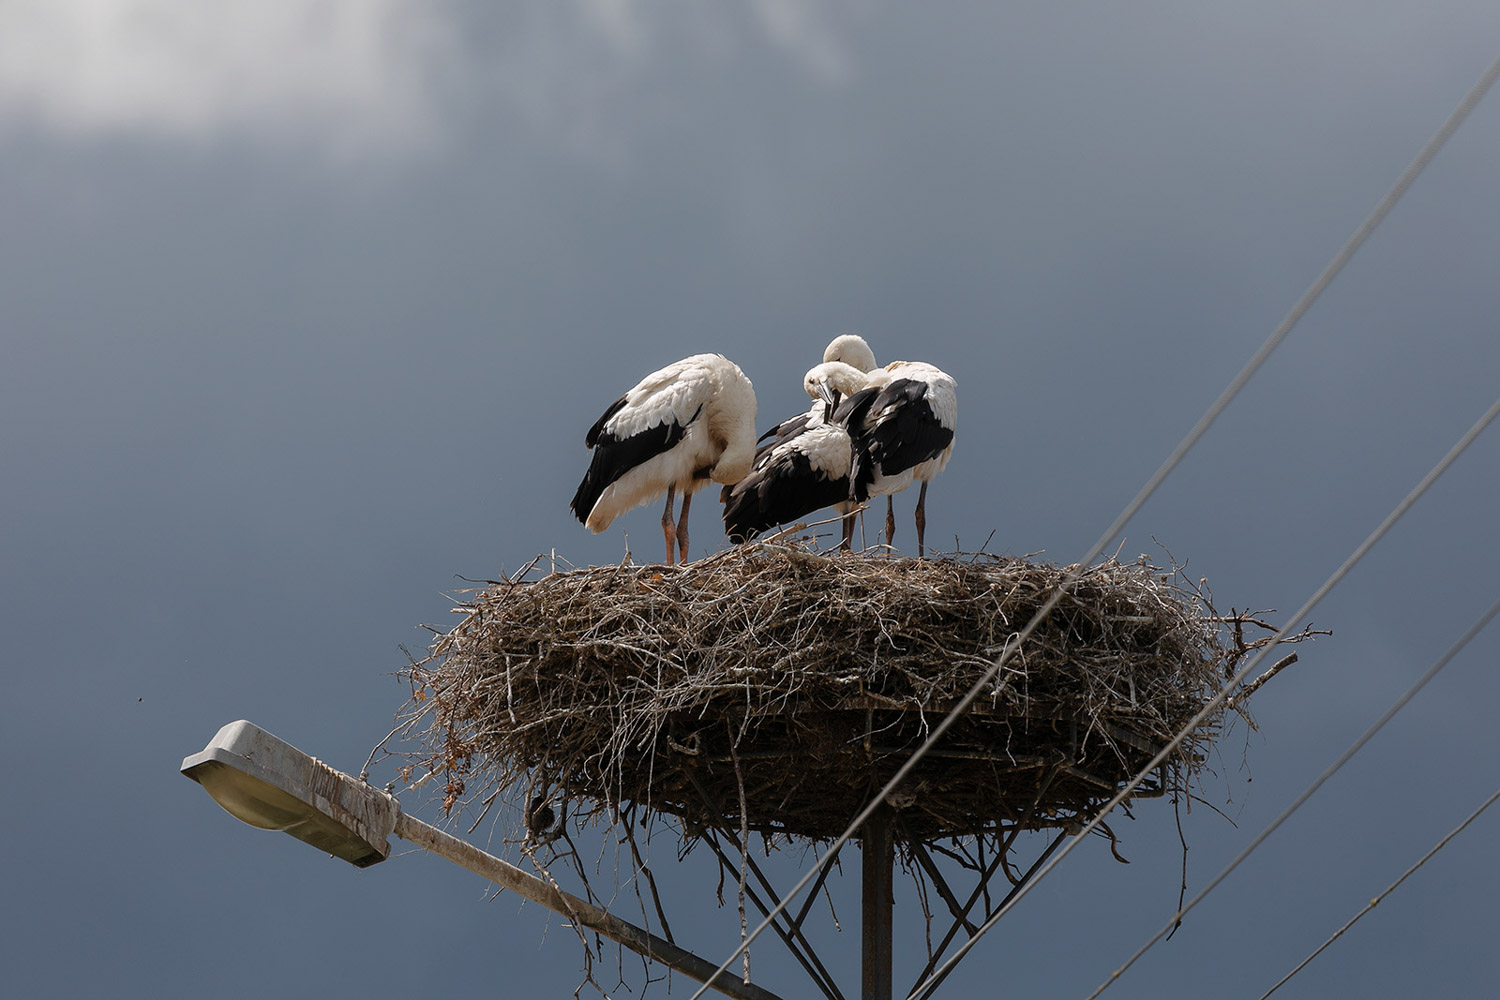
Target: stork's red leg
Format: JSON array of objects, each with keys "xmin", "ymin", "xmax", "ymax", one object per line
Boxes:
[
  {"xmin": 885, "ymin": 495, "xmax": 896, "ymax": 551},
  {"xmin": 840, "ymin": 511, "xmax": 854, "ymax": 551},
  {"xmin": 675, "ymin": 490, "xmax": 693, "ymax": 564},
  {"xmin": 915, "ymin": 480, "xmax": 929, "ymax": 558},
  {"xmin": 661, "ymin": 484, "xmax": 677, "ymax": 566}
]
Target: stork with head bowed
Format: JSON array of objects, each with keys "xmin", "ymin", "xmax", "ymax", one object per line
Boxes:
[
  {"xmin": 722, "ymin": 361, "xmax": 870, "ymax": 549},
  {"xmin": 570, "ymin": 354, "xmax": 757, "ymax": 565},
  {"xmin": 840, "ymin": 359, "xmax": 957, "ymax": 557},
  {"xmin": 822, "ymin": 333, "xmax": 878, "ymax": 373}
]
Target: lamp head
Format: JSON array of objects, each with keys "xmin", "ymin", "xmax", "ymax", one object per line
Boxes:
[{"xmin": 182, "ymin": 720, "xmax": 396, "ymax": 868}]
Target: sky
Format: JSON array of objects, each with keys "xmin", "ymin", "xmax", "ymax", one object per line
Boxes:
[{"xmin": 4, "ymin": 2, "xmax": 1500, "ymax": 997}]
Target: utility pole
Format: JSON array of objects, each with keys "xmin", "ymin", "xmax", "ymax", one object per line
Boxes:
[{"xmin": 861, "ymin": 804, "xmax": 895, "ymax": 1000}]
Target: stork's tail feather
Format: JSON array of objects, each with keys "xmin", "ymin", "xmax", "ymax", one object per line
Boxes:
[
  {"xmin": 847, "ymin": 445, "xmax": 875, "ymax": 503},
  {"xmin": 722, "ymin": 483, "xmax": 766, "ymax": 544},
  {"xmin": 570, "ymin": 469, "xmax": 603, "ymax": 525},
  {"xmin": 572, "ymin": 413, "xmax": 694, "ymax": 527},
  {"xmin": 570, "ymin": 449, "xmax": 617, "ymax": 525}
]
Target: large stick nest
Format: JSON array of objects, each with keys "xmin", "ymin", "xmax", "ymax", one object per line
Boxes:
[{"xmin": 402, "ymin": 541, "xmax": 1297, "ymax": 846}]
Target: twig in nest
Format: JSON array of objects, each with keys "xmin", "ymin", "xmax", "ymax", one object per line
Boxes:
[
  {"xmin": 522, "ymin": 840, "xmax": 602, "ymax": 997},
  {"xmin": 1166, "ymin": 792, "xmax": 1188, "ymax": 942},
  {"xmin": 1227, "ymin": 652, "xmax": 1299, "ymax": 710},
  {"xmin": 1096, "ymin": 820, "xmax": 1130, "ymax": 865},
  {"xmin": 620, "ymin": 806, "xmax": 675, "ymax": 945}
]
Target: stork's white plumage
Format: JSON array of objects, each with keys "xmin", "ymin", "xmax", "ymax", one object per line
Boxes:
[
  {"xmin": 722, "ymin": 361, "xmax": 870, "ymax": 548},
  {"xmin": 571, "ymin": 354, "xmax": 757, "ymax": 565},
  {"xmin": 840, "ymin": 360, "xmax": 958, "ymax": 557},
  {"xmin": 822, "ymin": 334, "xmax": 878, "ymax": 373}
]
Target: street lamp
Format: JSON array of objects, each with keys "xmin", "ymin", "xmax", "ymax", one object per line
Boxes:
[
  {"xmin": 182, "ymin": 720, "xmax": 784, "ymax": 1000},
  {"xmin": 181, "ymin": 720, "xmax": 395, "ymax": 867}
]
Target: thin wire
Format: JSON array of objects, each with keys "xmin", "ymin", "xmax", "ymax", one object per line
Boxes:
[
  {"xmin": 1088, "ymin": 591, "xmax": 1500, "ymax": 998},
  {"xmin": 1260, "ymin": 781, "xmax": 1500, "ymax": 998},
  {"xmin": 908, "ymin": 394, "xmax": 1500, "ymax": 1000},
  {"xmin": 693, "ymin": 48, "xmax": 1500, "ymax": 1000}
]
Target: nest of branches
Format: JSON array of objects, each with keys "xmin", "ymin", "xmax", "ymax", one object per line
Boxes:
[{"xmin": 400, "ymin": 540, "xmax": 1307, "ymax": 847}]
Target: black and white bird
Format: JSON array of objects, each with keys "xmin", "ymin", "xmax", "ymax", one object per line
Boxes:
[
  {"xmin": 840, "ymin": 360, "xmax": 958, "ymax": 557},
  {"xmin": 570, "ymin": 354, "xmax": 757, "ymax": 565},
  {"xmin": 722, "ymin": 361, "xmax": 870, "ymax": 548}
]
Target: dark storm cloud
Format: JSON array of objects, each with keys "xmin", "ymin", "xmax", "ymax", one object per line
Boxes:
[{"xmin": 4, "ymin": 3, "xmax": 1500, "ymax": 998}]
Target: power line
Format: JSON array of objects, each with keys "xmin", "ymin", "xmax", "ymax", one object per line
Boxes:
[
  {"xmin": 910, "ymin": 393, "xmax": 1500, "ymax": 1000},
  {"xmin": 691, "ymin": 47, "xmax": 1500, "ymax": 1000},
  {"xmin": 1087, "ymin": 591, "xmax": 1500, "ymax": 998},
  {"xmin": 1261, "ymin": 780, "xmax": 1500, "ymax": 999}
]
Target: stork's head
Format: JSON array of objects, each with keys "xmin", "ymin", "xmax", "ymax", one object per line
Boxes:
[
  {"xmin": 822, "ymin": 334, "xmax": 877, "ymax": 373},
  {"xmin": 804, "ymin": 361, "xmax": 870, "ymax": 407}
]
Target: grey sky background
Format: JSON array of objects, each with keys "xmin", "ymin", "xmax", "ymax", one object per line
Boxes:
[{"xmin": 4, "ymin": 2, "xmax": 1500, "ymax": 997}]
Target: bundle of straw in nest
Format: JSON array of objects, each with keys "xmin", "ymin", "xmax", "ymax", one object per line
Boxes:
[{"xmin": 402, "ymin": 541, "xmax": 1295, "ymax": 844}]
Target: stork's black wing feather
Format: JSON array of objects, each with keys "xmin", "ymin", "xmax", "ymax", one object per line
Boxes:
[
  {"xmin": 860, "ymin": 378, "xmax": 954, "ymax": 475},
  {"xmin": 584, "ymin": 395, "xmax": 628, "ymax": 448},
  {"xmin": 570, "ymin": 403, "xmax": 701, "ymax": 523},
  {"xmin": 723, "ymin": 446, "xmax": 851, "ymax": 543},
  {"xmin": 835, "ymin": 385, "xmax": 883, "ymax": 502}
]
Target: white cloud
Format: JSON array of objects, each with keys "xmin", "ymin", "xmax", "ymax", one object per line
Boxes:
[
  {"xmin": 0, "ymin": 0, "xmax": 453, "ymax": 158},
  {"xmin": 0, "ymin": 1, "xmax": 858, "ymax": 162}
]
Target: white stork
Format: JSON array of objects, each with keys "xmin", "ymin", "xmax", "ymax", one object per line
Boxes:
[
  {"xmin": 722, "ymin": 361, "xmax": 870, "ymax": 549},
  {"xmin": 571, "ymin": 354, "xmax": 757, "ymax": 565},
  {"xmin": 839, "ymin": 360, "xmax": 958, "ymax": 557},
  {"xmin": 822, "ymin": 333, "xmax": 878, "ymax": 373}
]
